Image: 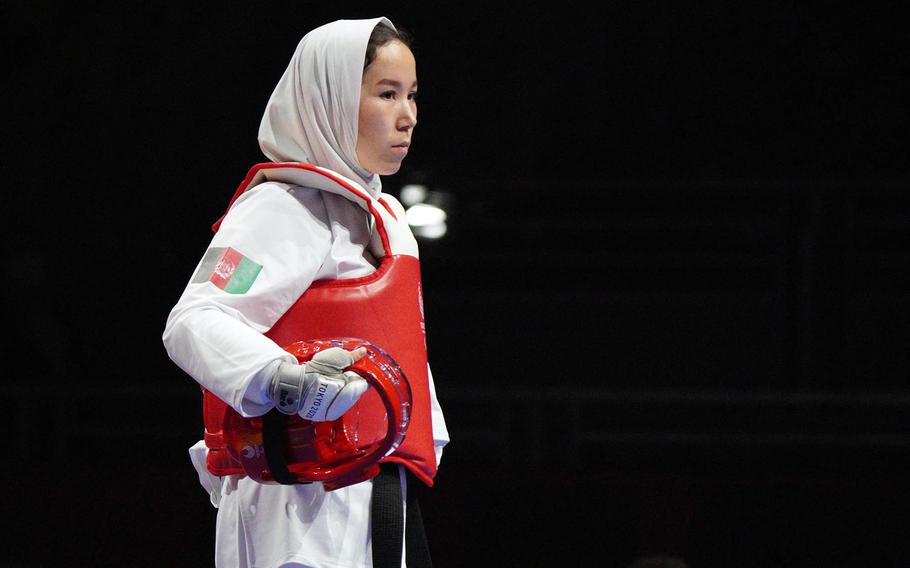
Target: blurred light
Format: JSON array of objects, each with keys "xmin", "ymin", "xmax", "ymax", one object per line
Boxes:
[
  {"xmin": 405, "ymin": 203, "xmax": 447, "ymax": 226},
  {"xmin": 412, "ymin": 222, "xmax": 447, "ymax": 239},
  {"xmin": 400, "ymin": 184, "xmax": 428, "ymax": 206},
  {"xmin": 406, "ymin": 203, "xmax": 447, "ymax": 239},
  {"xmin": 399, "ymin": 183, "xmax": 452, "ymax": 240}
]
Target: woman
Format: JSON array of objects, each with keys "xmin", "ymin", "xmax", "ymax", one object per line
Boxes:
[{"xmin": 163, "ymin": 17, "xmax": 448, "ymax": 568}]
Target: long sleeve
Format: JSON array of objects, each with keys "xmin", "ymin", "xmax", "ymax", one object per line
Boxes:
[{"xmin": 163, "ymin": 182, "xmax": 332, "ymax": 417}]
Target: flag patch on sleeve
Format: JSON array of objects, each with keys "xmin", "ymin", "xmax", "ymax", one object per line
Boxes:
[{"xmin": 191, "ymin": 247, "xmax": 262, "ymax": 294}]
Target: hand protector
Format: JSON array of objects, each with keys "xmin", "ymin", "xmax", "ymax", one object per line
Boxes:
[{"xmin": 269, "ymin": 347, "xmax": 369, "ymax": 421}]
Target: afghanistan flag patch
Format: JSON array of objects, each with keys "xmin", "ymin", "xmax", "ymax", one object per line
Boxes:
[{"xmin": 192, "ymin": 247, "xmax": 262, "ymax": 294}]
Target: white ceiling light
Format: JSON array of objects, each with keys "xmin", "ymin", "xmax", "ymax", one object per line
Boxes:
[
  {"xmin": 400, "ymin": 184, "xmax": 428, "ymax": 207},
  {"xmin": 405, "ymin": 203, "xmax": 447, "ymax": 226}
]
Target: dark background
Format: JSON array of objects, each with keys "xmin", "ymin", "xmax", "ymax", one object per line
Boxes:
[{"xmin": 4, "ymin": 2, "xmax": 909, "ymax": 567}]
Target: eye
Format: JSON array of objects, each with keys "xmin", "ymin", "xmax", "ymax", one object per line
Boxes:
[
  {"xmin": 380, "ymin": 90, "xmax": 396, "ymax": 100},
  {"xmin": 408, "ymin": 91, "xmax": 418, "ymax": 101}
]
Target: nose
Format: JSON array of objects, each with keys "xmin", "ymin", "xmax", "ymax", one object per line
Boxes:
[{"xmin": 397, "ymin": 100, "xmax": 417, "ymax": 131}]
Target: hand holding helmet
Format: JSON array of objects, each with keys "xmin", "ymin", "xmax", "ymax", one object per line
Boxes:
[
  {"xmin": 225, "ymin": 338, "xmax": 412, "ymax": 488},
  {"xmin": 269, "ymin": 347, "xmax": 369, "ymax": 421}
]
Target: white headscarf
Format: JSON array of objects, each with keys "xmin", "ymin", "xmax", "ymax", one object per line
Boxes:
[{"xmin": 258, "ymin": 17, "xmax": 394, "ymax": 197}]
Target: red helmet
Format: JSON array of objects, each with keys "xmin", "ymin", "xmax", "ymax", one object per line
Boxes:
[{"xmin": 223, "ymin": 338, "xmax": 411, "ymax": 491}]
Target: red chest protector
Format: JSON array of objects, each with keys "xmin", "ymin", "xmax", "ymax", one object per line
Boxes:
[{"xmin": 202, "ymin": 162, "xmax": 437, "ymax": 488}]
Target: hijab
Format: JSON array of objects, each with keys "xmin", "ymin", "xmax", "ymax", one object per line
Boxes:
[{"xmin": 258, "ymin": 17, "xmax": 395, "ymax": 197}]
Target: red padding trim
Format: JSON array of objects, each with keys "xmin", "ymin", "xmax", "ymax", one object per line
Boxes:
[
  {"xmin": 378, "ymin": 195, "xmax": 398, "ymax": 221},
  {"xmin": 211, "ymin": 162, "xmax": 391, "ymax": 256},
  {"xmin": 380, "ymin": 455, "xmax": 435, "ymax": 487},
  {"xmin": 307, "ymin": 256, "xmax": 393, "ymax": 289}
]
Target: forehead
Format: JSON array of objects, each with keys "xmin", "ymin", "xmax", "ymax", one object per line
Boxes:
[{"xmin": 363, "ymin": 40, "xmax": 417, "ymax": 84}]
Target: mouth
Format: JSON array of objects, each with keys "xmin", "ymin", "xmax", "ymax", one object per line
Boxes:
[{"xmin": 391, "ymin": 142, "xmax": 410, "ymax": 157}]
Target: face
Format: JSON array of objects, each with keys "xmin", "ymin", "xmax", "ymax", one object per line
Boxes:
[{"xmin": 357, "ymin": 40, "xmax": 418, "ymax": 175}]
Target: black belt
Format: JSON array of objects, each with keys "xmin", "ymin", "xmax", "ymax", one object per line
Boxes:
[{"xmin": 371, "ymin": 463, "xmax": 432, "ymax": 568}]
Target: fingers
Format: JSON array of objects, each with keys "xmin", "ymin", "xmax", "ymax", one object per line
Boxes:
[
  {"xmin": 308, "ymin": 348, "xmax": 354, "ymax": 374},
  {"xmin": 342, "ymin": 370, "xmax": 366, "ymax": 384},
  {"xmin": 310, "ymin": 346, "xmax": 368, "ymax": 371},
  {"xmin": 324, "ymin": 376, "xmax": 369, "ymax": 421},
  {"xmin": 298, "ymin": 345, "xmax": 371, "ymax": 421},
  {"xmin": 349, "ymin": 347, "xmax": 367, "ymax": 362}
]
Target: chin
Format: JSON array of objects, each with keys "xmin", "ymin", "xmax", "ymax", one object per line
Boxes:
[{"xmin": 375, "ymin": 162, "xmax": 403, "ymax": 176}]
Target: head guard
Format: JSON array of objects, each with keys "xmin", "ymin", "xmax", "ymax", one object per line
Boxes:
[{"xmin": 223, "ymin": 338, "xmax": 411, "ymax": 490}]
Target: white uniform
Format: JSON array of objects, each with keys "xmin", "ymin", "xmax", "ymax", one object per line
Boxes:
[
  {"xmin": 162, "ymin": 16, "xmax": 448, "ymax": 567},
  {"xmin": 164, "ymin": 179, "xmax": 448, "ymax": 568}
]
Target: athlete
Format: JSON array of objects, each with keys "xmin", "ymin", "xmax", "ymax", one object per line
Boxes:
[{"xmin": 163, "ymin": 17, "xmax": 448, "ymax": 568}]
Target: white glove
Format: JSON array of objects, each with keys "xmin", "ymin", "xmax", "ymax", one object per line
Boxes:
[{"xmin": 269, "ymin": 347, "xmax": 369, "ymax": 421}]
